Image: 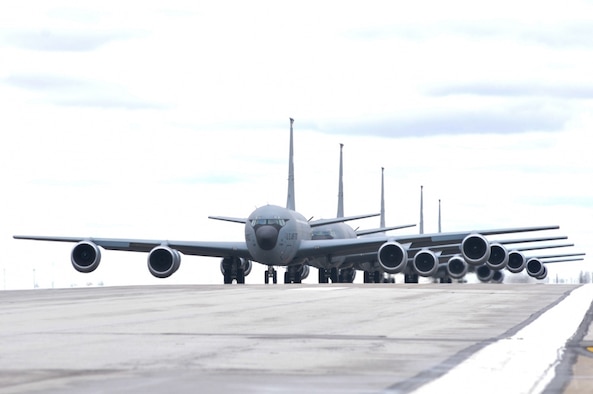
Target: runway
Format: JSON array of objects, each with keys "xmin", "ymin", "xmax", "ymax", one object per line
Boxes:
[{"xmin": 1, "ymin": 283, "xmax": 592, "ymax": 393}]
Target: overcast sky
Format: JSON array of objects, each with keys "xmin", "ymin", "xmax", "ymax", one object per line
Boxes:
[{"xmin": 1, "ymin": 1, "xmax": 591, "ymax": 289}]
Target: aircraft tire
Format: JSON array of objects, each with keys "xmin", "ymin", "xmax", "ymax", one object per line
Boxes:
[
  {"xmin": 404, "ymin": 273, "xmax": 419, "ymax": 283},
  {"xmin": 373, "ymin": 271, "xmax": 382, "ymax": 283}
]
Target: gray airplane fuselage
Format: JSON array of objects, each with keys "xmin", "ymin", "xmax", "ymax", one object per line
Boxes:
[
  {"xmin": 308, "ymin": 222, "xmax": 356, "ymax": 268},
  {"xmin": 245, "ymin": 204, "xmax": 311, "ymax": 266}
]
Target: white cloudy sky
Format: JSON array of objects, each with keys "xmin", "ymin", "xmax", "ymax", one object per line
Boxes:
[{"xmin": 1, "ymin": 0, "xmax": 591, "ymax": 289}]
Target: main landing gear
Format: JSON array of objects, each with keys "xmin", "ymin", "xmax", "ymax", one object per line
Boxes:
[
  {"xmin": 221, "ymin": 257, "xmax": 246, "ymax": 284},
  {"xmin": 404, "ymin": 273, "xmax": 419, "ymax": 283},
  {"xmin": 363, "ymin": 270, "xmax": 383, "ymax": 283},
  {"xmin": 318, "ymin": 268, "xmax": 355, "ymax": 283},
  {"xmin": 284, "ymin": 265, "xmax": 303, "ymax": 284},
  {"xmin": 318, "ymin": 268, "xmax": 339, "ymax": 283}
]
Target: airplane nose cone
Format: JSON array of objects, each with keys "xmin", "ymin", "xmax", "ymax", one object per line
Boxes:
[{"xmin": 255, "ymin": 225, "xmax": 279, "ymax": 251}]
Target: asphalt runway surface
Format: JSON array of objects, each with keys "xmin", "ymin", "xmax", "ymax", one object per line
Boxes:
[{"xmin": 1, "ymin": 283, "xmax": 592, "ymax": 394}]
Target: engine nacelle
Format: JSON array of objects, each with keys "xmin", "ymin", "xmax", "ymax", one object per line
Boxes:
[
  {"xmin": 148, "ymin": 246, "xmax": 181, "ymax": 278},
  {"xmin": 300, "ymin": 264, "xmax": 310, "ymax": 280},
  {"xmin": 461, "ymin": 234, "xmax": 491, "ymax": 266},
  {"xmin": 377, "ymin": 242, "xmax": 408, "ymax": 274},
  {"xmin": 243, "ymin": 259, "xmax": 253, "ymax": 276},
  {"xmin": 71, "ymin": 241, "xmax": 101, "ymax": 273},
  {"xmin": 491, "ymin": 270, "xmax": 505, "ymax": 283},
  {"xmin": 220, "ymin": 257, "xmax": 253, "ymax": 276},
  {"xmin": 535, "ymin": 265, "xmax": 548, "ymax": 280},
  {"xmin": 447, "ymin": 255, "xmax": 468, "ymax": 280},
  {"xmin": 412, "ymin": 249, "xmax": 438, "ymax": 277},
  {"xmin": 476, "ymin": 265, "xmax": 494, "ymax": 282},
  {"xmin": 487, "ymin": 243, "xmax": 508, "ymax": 270},
  {"xmin": 526, "ymin": 258, "xmax": 546, "ymax": 279},
  {"xmin": 507, "ymin": 251, "xmax": 526, "ymax": 273}
]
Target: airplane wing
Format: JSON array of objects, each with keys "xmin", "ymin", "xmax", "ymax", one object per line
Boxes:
[
  {"xmin": 294, "ymin": 225, "xmax": 560, "ymax": 260},
  {"xmin": 295, "ymin": 237, "xmax": 391, "ymax": 259},
  {"xmin": 393, "ymin": 225, "xmax": 560, "ymax": 249},
  {"xmin": 309, "ymin": 213, "xmax": 380, "ymax": 228},
  {"xmin": 13, "ymin": 235, "xmax": 252, "ymax": 259},
  {"xmin": 355, "ymin": 223, "xmax": 417, "ymax": 236},
  {"xmin": 538, "ymin": 257, "xmax": 585, "ymax": 263}
]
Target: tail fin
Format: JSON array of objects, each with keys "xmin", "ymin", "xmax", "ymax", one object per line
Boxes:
[
  {"xmin": 337, "ymin": 143, "xmax": 344, "ymax": 218},
  {"xmin": 286, "ymin": 118, "xmax": 296, "ymax": 211},
  {"xmin": 380, "ymin": 167, "xmax": 385, "ymax": 228},
  {"xmin": 438, "ymin": 199, "xmax": 442, "ymax": 233},
  {"xmin": 419, "ymin": 185, "xmax": 424, "ymax": 234}
]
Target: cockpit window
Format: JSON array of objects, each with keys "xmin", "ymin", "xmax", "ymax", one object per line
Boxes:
[{"xmin": 250, "ymin": 217, "xmax": 287, "ymax": 227}]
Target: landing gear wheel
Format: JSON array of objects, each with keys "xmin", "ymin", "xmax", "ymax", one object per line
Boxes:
[
  {"xmin": 330, "ymin": 267, "xmax": 339, "ymax": 283},
  {"xmin": 373, "ymin": 270, "xmax": 382, "ymax": 283},
  {"xmin": 364, "ymin": 271, "xmax": 371, "ymax": 283},
  {"xmin": 404, "ymin": 273, "xmax": 419, "ymax": 283},
  {"xmin": 264, "ymin": 267, "xmax": 277, "ymax": 284},
  {"xmin": 319, "ymin": 269, "xmax": 329, "ymax": 283}
]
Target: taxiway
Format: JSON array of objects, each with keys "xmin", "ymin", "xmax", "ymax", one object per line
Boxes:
[{"xmin": 1, "ymin": 283, "xmax": 592, "ymax": 393}]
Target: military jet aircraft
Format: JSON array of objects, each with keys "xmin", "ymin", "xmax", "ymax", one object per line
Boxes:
[{"xmin": 14, "ymin": 118, "xmax": 562, "ymax": 284}]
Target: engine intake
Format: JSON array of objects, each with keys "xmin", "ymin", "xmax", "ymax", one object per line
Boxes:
[
  {"xmin": 148, "ymin": 246, "xmax": 181, "ymax": 278},
  {"xmin": 487, "ymin": 243, "xmax": 508, "ymax": 270},
  {"xmin": 476, "ymin": 265, "xmax": 494, "ymax": 282},
  {"xmin": 535, "ymin": 265, "xmax": 547, "ymax": 280},
  {"xmin": 412, "ymin": 249, "xmax": 438, "ymax": 277},
  {"xmin": 447, "ymin": 255, "xmax": 468, "ymax": 279},
  {"xmin": 507, "ymin": 251, "xmax": 526, "ymax": 273},
  {"xmin": 378, "ymin": 242, "xmax": 408, "ymax": 274},
  {"xmin": 526, "ymin": 258, "xmax": 546, "ymax": 279},
  {"xmin": 461, "ymin": 234, "xmax": 490, "ymax": 266},
  {"xmin": 491, "ymin": 270, "xmax": 505, "ymax": 283},
  {"xmin": 71, "ymin": 241, "xmax": 101, "ymax": 273}
]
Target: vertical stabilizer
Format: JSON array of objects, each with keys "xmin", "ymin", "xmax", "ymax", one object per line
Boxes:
[
  {"xmin": 286, "ymin": 118, "xmax": 296, "ymax": 211},
  {"xmin": 419, "ymin": 185, "xmax": 424, "ymax": 234},
  {"xmin": 337, "ymin": 143, "xmax": 344, "ymax": 218},
  {"xmin": 380, "ymin": 167, "xmax": 385, "ymax": 228},
  {"xmin": 438, "ymin": 199, "xmax": 442, "ymax": 233}
]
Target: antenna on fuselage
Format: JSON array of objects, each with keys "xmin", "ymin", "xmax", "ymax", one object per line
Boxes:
[
  {"xmin": 419, "ymin": 185, "xmax": 424, "ymax": 234},
  {"xmin": 337, "ymin": 143, "xmax": 344, "ymax": 218},
  {"xmin": 286, "ymin": 118, "xmax": 296, "ymax": 211}
]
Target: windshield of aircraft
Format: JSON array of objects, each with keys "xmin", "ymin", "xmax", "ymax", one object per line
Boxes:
[
  {"xmin": 250, "ymin": 217, "xmax": 287, "ymax": 227},
  {"xmin": 311, "ymin": 229, "xmax": 336, "ymax": 240}
]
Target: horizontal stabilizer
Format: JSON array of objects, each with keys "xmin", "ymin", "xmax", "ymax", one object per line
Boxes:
[
  {"xmin": 309, "ymin": 213, "xmax": 380, "ymax": 228},
  {"xmin": 208, "ymin": 216, "xmax": 247, "ymax": 224}
]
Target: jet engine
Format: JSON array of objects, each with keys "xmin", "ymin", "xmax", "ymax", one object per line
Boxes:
[
  {"xmin": 71, "ymin": 241, "xmax": 101, "ymax": 273},
  {"xmin": 300, "ymin": 264, "xmax": 310, "ymax": 280},
  {"xmin": 534, "ymin": 264, "xmax": 547, "ymax": 280},
  {"xmin": 476, "ymin": 265, "xmax": 494, "ymax": 282},
  {"xmin": 412, "ymin": 249, "xmax": 438, "ymax": 277},
  {"xmin": 507, "ymin": 251, "xmax": 526, "ymax": 273},
  {"xmin": 491, "ymin": 270, "xmax": 505, "ymax": 283},
  {"xmin": 486, "ymin": 243, "xmax": 508, "ymax": 270},
  {"xmin": 461, "ymin": 234, "xmax": 491, "ymax": 266},
  {"xmin": 147, "ymin": 246, "xmax": 181, "ymax": 278},
  {"xmin": 243, "ymin": 259, "xmax": 253, "ymax": 276},
  {"xmin": 526, "ymin": 258, "xmax": 546, "ymax": 279},
  {"xmin": 377, "ymin": 242, "xmax": 408, "ymax": 274},
  {"xmin": 220, "ymin": 257, "xmax": 252, "ymax": 276},
  {"xmin": 446, "ymin": 255, "xmax": 468, "ymax": 280}
]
